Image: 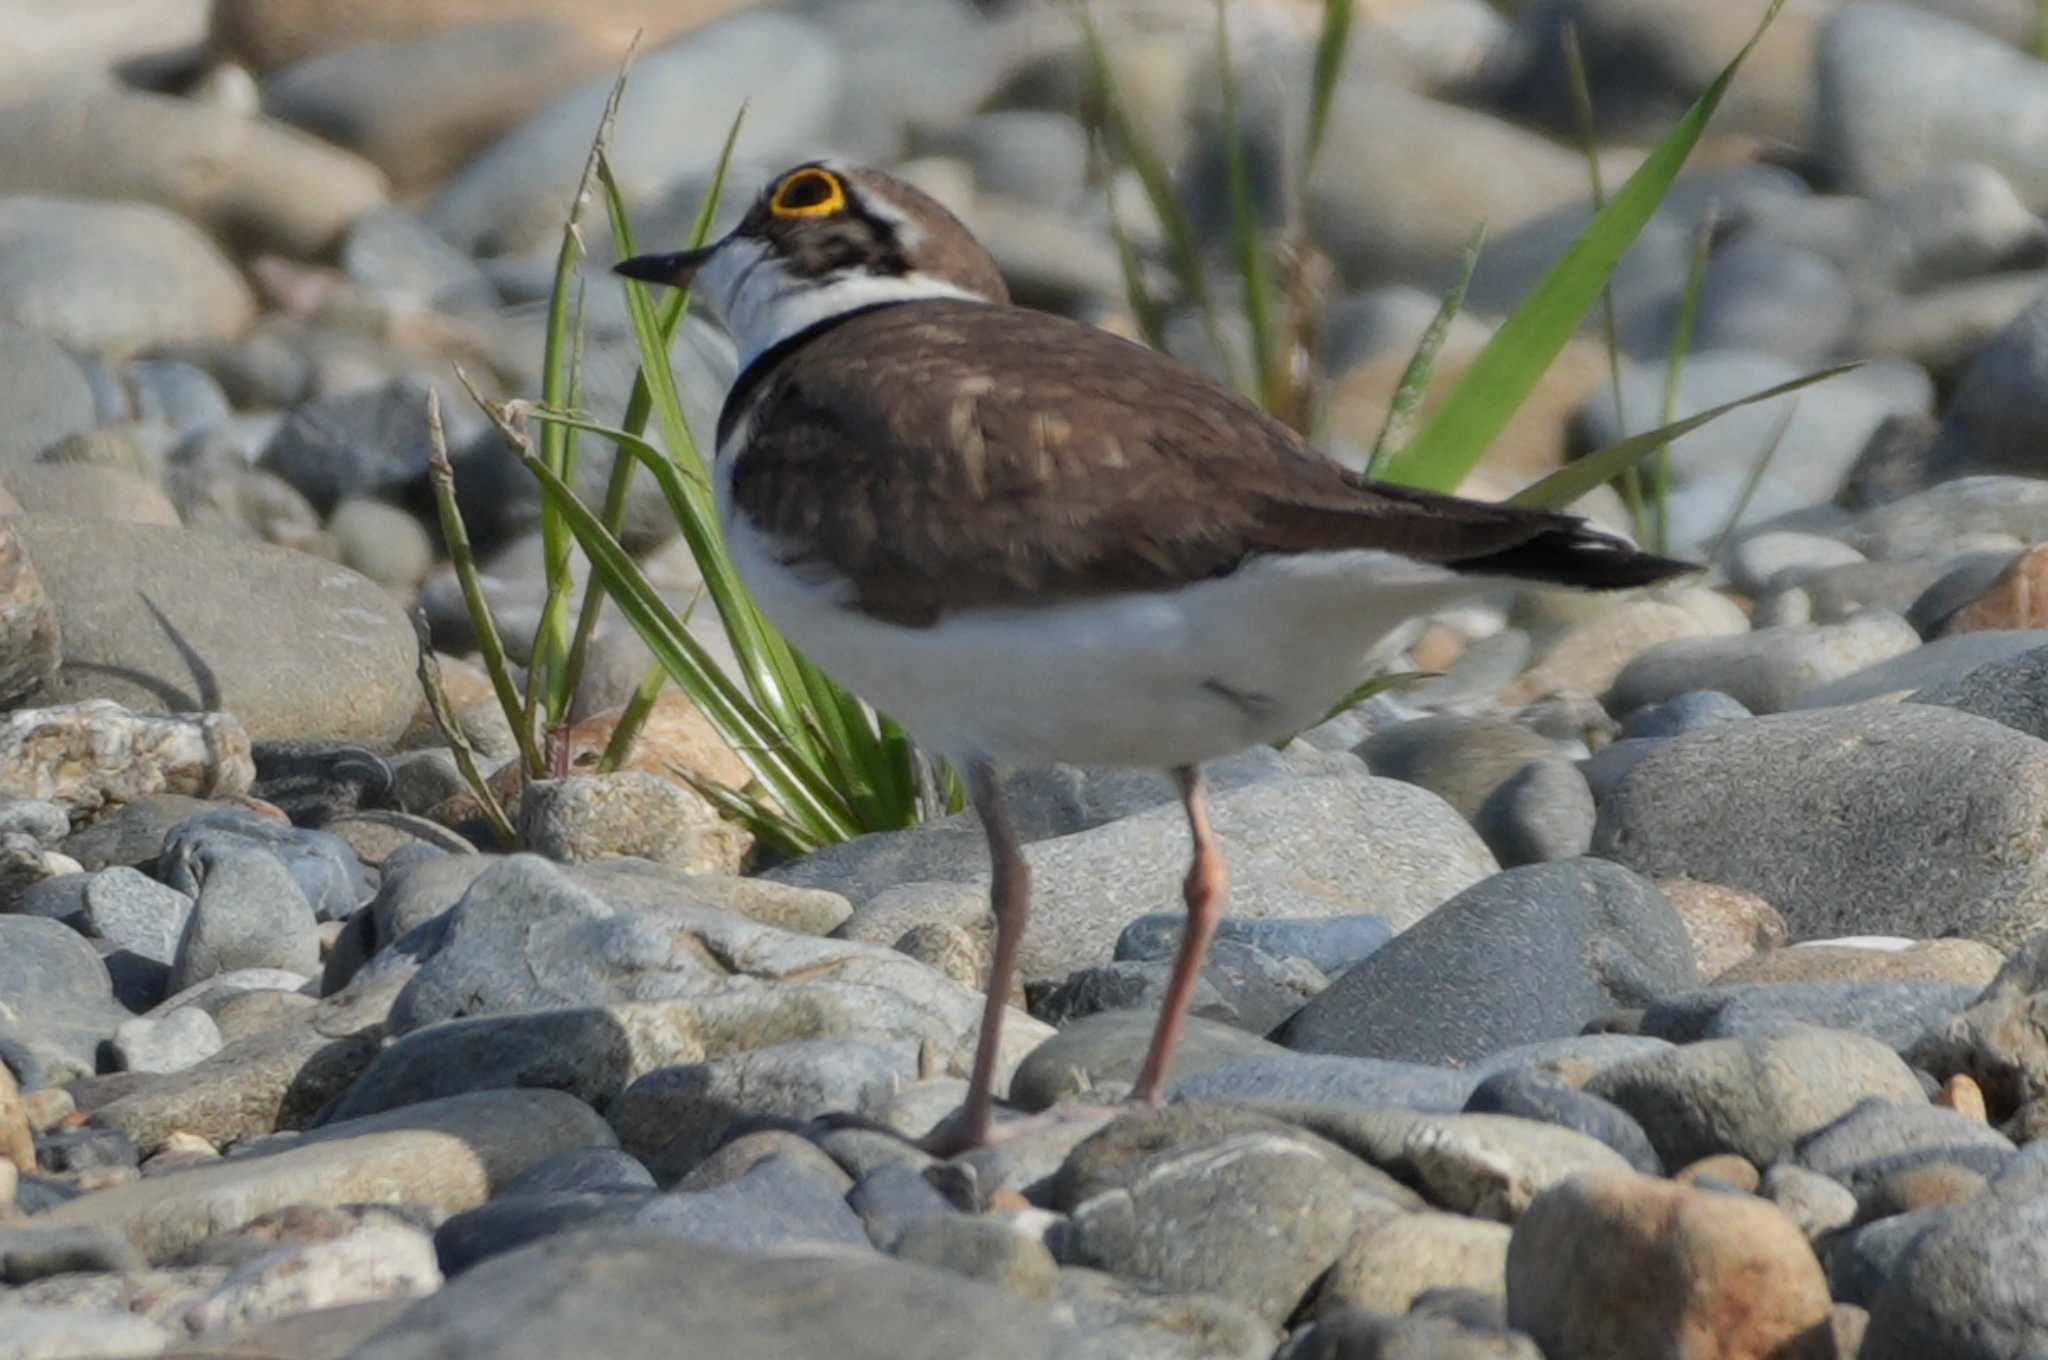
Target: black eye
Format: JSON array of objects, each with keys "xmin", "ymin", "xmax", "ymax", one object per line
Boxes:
[{"xmin": 770, "ymin": 169, "xmax": 843, "ymax": 217}]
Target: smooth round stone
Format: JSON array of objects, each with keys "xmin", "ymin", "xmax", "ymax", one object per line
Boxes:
[
  {"xmin": 257, "ymin": 376, "xmax": 445, "ymax": 517},
  {"xmin": 1471, "ymin": 758, "xmax": 1595, "ymax": 868},
  {"xmin": 11, "ymin": 515, "xmax": 419, "ymax": 746},
  {"xmin": 1765, "ymin": 1164, "xmax": 1859, "ymax": 1242},
  {"xmin": 1728, "ymin": 531, "xmax": 1869, "ymax": 596},
  {"xmin": 159, "ymin": 807, "xmax": 369, "ymax": 923},
  {"xmin": 167, "ymin": 849, "xmax": 322, "ymax": 993},
  {"xmin": 1864, "ymin": 163, "xmax": 2048, "ymax": 292},
  {"xmin": 1359, "ymin": 717, "xmax": 1557, "ymax": 821},
  {"xmin": 1009, "ymin": 1011, "xmax": 1285, "ymax": 1113},
  {"xmin": 1508, "ymin": 1169, "xmax": 1831, "ymax": 1359},
  {"xmin": 1797, "ymin": 1098, "xmax": 2015, "ymax": 1186},
  {"xmin": 1170, "ymin": 1053, "xmax": 1478, "ymax": 1114},
  {"xmin": 124, "ymin": 360, "xmax": 231, "ymax": 440},
  {"xmin": 340, "ymin": 206, "xmax": 500, "ymax": 311},
  {"xmin": 0, "ymin": 87, "xmax": 386, "ymax": 256},
  {"xmin": 0, "ymin": 463, "xmax": 179, "ymax": 527},
  {"xmin": 1586, "ymin": 1026, "xmax": 1928, "ymax": 1168},
  {"xmin": 328, "ymin": 497, "xmax": 434, "ymax": 593},
  {"xmin": 0, "ymin": 323, "xmax": 95, "ymax": 467},
  {"xmin": 0, "ymin": 914, "xmax": 126, "ymax": 1082},
  {"xmin": 1819, "ymin": 4, "xmax": 2048, "ymax": 207},
  {"xmin": 1641, "ymin": 982, "xmax": 1981, "ymax": 1051},
  {"xmin": 1863, "ymin": 1171, "xmax": 2048, "ymax": 1358},
  {"xmin": 424, "ymin": 12, "xmax": 843, "ymax": 257},
  {"xmin": 1914, "ymin": 639, "xmax": 2048, "ymax": 740},
  {"xmin": 1465, "ymin": 1068, "xmax": 1661, "ymax": 1175},
  {"xmin": 0, "ymin": 798, "xmax": 70, "ymax": 847},
  {"xmin": 111, "ymin": 1007, "xmax": 223, "ymax": 1075},
  {"xmin": 1686, "ymin": 236, "xmax": 1853, "ymax": 364},
  {"xmin": 1796, "ymin": 628, "xmax": 2048, "ymax": 709},
  {"xmin": 1035, "ymin": 940, "xmax": 1321, "ymax": 1037},
  {"xmin": 1607, "ymin": 610, "xmax": 1922, "ymax": 716},
  {"xmin": 1593, "ymin": 703, "xmax": 2048, "ymax": 948},
  {"xmin": 0, "ymin": 197, "xmax": 255, "ymax": 353},
  {"xmin": 1277, "ymin": 860, "xmax": 1696, "ymax": 1068},
  {"xmin": 82, "ymin": 865, "xmax": 194, "ymax": 969}
]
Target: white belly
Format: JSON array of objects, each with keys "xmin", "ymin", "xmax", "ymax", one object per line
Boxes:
[{"xmin": 719, "ymin": 501, "xmax": 1489, "ymax": 770}]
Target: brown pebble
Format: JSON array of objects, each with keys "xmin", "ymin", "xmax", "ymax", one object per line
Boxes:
[
  {"xmin": 1507, "ymin": 1169, "xmax": 1831, "ymax": 1360},
  {"xmin": 0, "ymin": 1062, "xmax": 34, "ymax": 1174},
  {"xmin": 21, "ymin": 1087, "xmax": 75, "ymax": 1134},
  {"xmin": 1867, "ymin": 1163, "xmax": 1987, "ymax": 1218},
  {"xmin": 1676, "ymin": 1153, "xmax": 1762, "ymax": 1194},
  {"xmin": 984, "ymin": 1189, "xmax": 1034, "ymax": 1216},
  {"xmin": 1938, "ymin": 1073, "xmax": 1988, "ymax": 1124}
]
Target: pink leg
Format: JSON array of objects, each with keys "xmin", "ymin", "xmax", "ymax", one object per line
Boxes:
[
  {"xmin": 1130, "ymin": 765, "xmax": 1226, "ymax": 1105},
  {"xmin": 924, "ymin": 760, "xmax": 1029, "ymax": 1154}
]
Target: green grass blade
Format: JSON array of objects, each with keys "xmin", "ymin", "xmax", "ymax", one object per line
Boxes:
[
  {"xmin": 1366, "ymin": 220, "xmax": 1485, "ymax": 479},
  {"xmin": 597, "ymin": 152, "xmax": 823, "ymax": 763},
  {"xmin": 1709, "ymin": 398, "xmax": 1799, "ymax": 561},
  {"xmin": 531, "ymin": 51, "xmax": 632, "ymax": 743},
  {"xmin": 595, "ymin": 662, "xmax": 668, "ymax": 775},
  {"xmin": 1317, "ymin": 670, "xmax": 1439, "ymax": 728},
  {"xmin": 1562, "ymin": 22, "xmax": 1646, "ymax": 545},
  {"xmin": 1653, "ymin": 203, "xmax": 1717, "ymax": 555},
  {"xmin": 1508, "ymin": 363, "xmax": 1856, "ymax": 513},
  {"xmin": 520, "ymin": 447, "xmax": 860, "ymax": 843},
  {"xmin": 423, "ymin": 387, "xmax": 545, "ymax": 777},
  {"xmin": 1216, "ymin": 0, "xmax": 1281, "ymax": 415},
  {"xmin": 1380, "ymin": 0, "xmax": 1788, "ymax": 493},
  {"xmin": 1302, "ymin": 0, "xmax": 1355, "ymax": 186}
]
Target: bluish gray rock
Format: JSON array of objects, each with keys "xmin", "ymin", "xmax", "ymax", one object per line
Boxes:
[
  {"xmin": 1641, "ymin": 982, "xmax": 1980, "ymax": 1051},
  {"xmin": 1794, "ymin": 629, "xmax": 2048, "ymax": 709},
  {"xmin": 1594, "ymin": 703, "xmax": 2048, "ymax": 948},
  {"xmin": 1008, "ymin": 1011, "xmax": 1285, "ymax": 1113},
  {"xmin": 1276, "ymin": 860, "xmax": 1697, "ymax": 1066},
  {"xmin": 498, "ymin": 1147, "xmax": 656, "ymax": 1198},
  {"xmin": 1470, "ymin": 758, "xmax": 1596, "ymax": 868},
  {"xmin": 1115, "ymin": 912, "xmax": 1392, "ymax": 976},
  {"xmin": 1863, "ymin": 1169, "xmax": 2048, "ymax": 1358},
  {"xmin": 1170, "ymin": 1054, "xmax": 1477, "ymax": 1114},
  {"xmin": 256, "ymin": 376, "xmax": 444, "ymax": 516},
  {"xmin": 80, "ymin": 867, "xmax": 192, "ymax": 967},
  {"xmin": 12, "ymin": 515, "xmax": 420, "ymax": 746},
  {"xmin": 167, "ymin": 849, "xmax": 321, "ymax": 993},
  {"xmin": 1819, "ymin": 3, "xmax": 2048, "ymax": 208},
  {"xmin": 160, "ymin": 807, "xmax": 368, "ymax": 922},
  {"xmin": 1797, "ymin": 1097, "xmax": 2016, "ymax": 1183},
  {"xmin": 1913, "ymin": 636, "xmax": 2048, "ymax": 740},
  {"xmin": 1463, "ymin": 1068, "xmax": 1662, "ymax": 1175},
  {"xmin": 608, "ymin": 1039, "xmax": 917, "ymax": 1168},
  {"xmin": 1586, "ymin": 1025, "xmax": 1928, "ymax": 1167},
  {"xmin": 1607, "ymin": 611, "xmax": 1922, "ymax": 716},
  {"xmin": 1035, "ymin": 940, "xmax": 1321, "ymax": 1036},
  {"xmin": 352, "ymin": 1228, "xmax": 1075, "ymax": 1359},
  {"xmin": 1826, "ymin": 1206, "xmax": 1949, "ymax": 1308},
  {"xmin": 111, "ymin": 1007, "xmax": 221, "ymax": 1074},
  {"xmin": 0, "ymin": 323, "xmax": 95, "ymax": 467},
  {"xmin": 0, "ymin": 914, "xmax": 125, "ymax": 1080}
]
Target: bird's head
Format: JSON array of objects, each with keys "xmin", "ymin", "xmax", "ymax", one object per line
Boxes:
[{"xmin": 615, "ymin": 161, "xmax": 1009, "ymax": 369}]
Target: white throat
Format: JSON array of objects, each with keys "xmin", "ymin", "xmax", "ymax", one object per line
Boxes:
[{"xmin": 695, "ymin": 238, "xmax": 991, "ymax": 372}]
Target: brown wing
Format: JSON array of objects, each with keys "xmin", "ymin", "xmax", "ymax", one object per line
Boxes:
[{"xmin": 726, "ymin": 301, "xmax": 1689, "ymax": 626}]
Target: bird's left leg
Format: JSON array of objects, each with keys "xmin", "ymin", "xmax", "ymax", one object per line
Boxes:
[{"xmin": 1130, "ymin": 764, "xmax": 1226, "ymax": 1104}]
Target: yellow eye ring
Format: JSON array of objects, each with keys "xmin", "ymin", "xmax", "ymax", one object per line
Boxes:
[{"xmin": 769, "ymin": 168, "xmax": 846, "ymax": 219}]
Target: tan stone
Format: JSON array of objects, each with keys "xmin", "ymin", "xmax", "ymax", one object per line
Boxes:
[
  {"xmin": 1315, "ymin": 1209, "xmax": 1510, "ymax": 1316},
  {"xmin": 562, "ymin": 689, "xmax": 752, "ymax": 791},
  {"xmin": 0, "ymin": 701, "xmax": 253, "ymax": 819},
  {"xmin": 0, "ymin": 1060, "xmax": 37, "ymax": 1172},
  {"xmin": 1659, "ymin": 879, "xmax": 1789, "ymax": 980},
  {"xmin": 210, "ymin": 0, "xmax": 754, "ymax": 71},
  {"xmin": 1507, "ymin": 1169, "xmax": 1833, "ymax": 1360},
  {"xmin": 894, "ymin": 920, "xmax": 1025, "ymax": 1011},
  {"xmin": 1715, "ymin": 938, "xmax": 2005, "ymax": 988},
  {"xmin": 1946, "ymin": 543, "xmax": 2048, "ymax": 634},
  {"xmin": 1938, "ymin": 1073, "xmax": 1989, "ymax": 1124},
  {"xmin": 38, "ymin": 1089, "xmax": 613, "ymax": 1263},
  {"xmin": 1502, "ymin": 600, "xmax": 1741, "ymax": 707}
]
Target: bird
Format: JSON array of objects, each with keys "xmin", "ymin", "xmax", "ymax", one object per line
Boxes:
[{"xmin": 615, "ymin": 160, "xmax": 1693, "ymax": 1152}]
